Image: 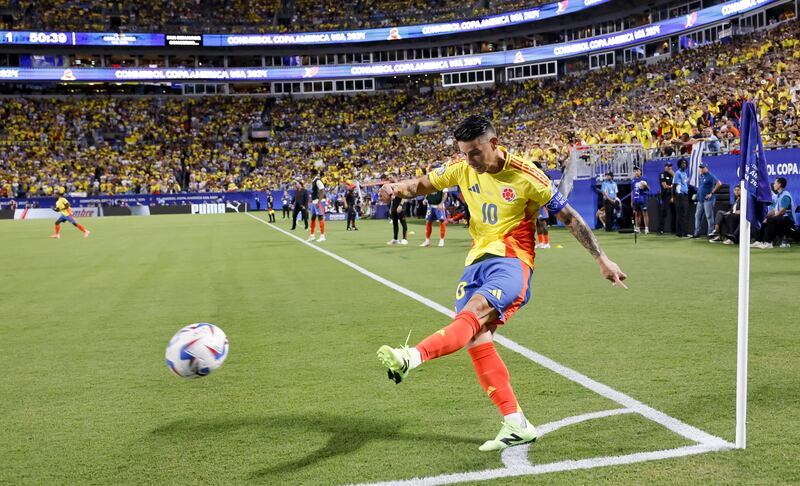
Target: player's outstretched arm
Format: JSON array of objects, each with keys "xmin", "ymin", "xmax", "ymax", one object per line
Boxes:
[
  {"xmin": 556, "ymin": 204, "xmax": 628, "ymax": 289},
  {"xmin": 379, "ymin": 175, "xmax": 436, "ymax": 203}
]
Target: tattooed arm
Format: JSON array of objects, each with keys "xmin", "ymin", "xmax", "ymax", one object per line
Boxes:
[
  {"xmin": 556, "ymin": 204, "xmax": 628, "ymax": 288},
  {"xmin": 379, "ymin": 175, "xmax": 436, "ymax": 202}
]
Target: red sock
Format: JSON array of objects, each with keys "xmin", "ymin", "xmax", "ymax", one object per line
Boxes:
[
  {"xmin": 544, "ymin": 234, "xmax": 550, "ymax": 244},
  {"xmin": 319, "ymin": 219, "xmax": 325, "ymax": 235},
  {"xmin": 425, "ymin": 221, "xmax": 432, "ymax": 239},
  {"xmin": 310, "ymin": 219, "xmax": 316, "ymax": 234},
  {"xmin": 537, "ymin": 233, "xmax": 543, "ymax": 244},
  {"xmin": 439, "ymin": 222, "xmax": 446, "ymax": 239},
  {"xmin": 416, "ymin": 311, "xmax": 481, "ymax": 362},
  {"xmin": 468, "ymin": 342, "xmax": 519, "ymax": 415},
  {"xmin": 76, "ymin": 223, "xmax": 87, "ymax": 232},
  {"xmin": 54, "ymin": 223, "xmax": 61, "ymax": 235}
]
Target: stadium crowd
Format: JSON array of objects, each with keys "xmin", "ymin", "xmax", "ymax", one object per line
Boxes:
[
  {"xmin": 2, "ymin": 20, "xmax": 800, "ymax": 202},
  {"xmin": 2, "ymin": 0, "xmax": 552, "ymax": 34}
]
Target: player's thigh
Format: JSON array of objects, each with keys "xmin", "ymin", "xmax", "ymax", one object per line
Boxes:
[{"xmin": 477, "ymin": 259, "xmax": 533, "ymax": 323}]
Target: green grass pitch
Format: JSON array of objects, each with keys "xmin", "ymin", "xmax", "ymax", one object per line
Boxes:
[{"xmin": 1, "ymin": 214, "xmax": 798, "ymax": 484}]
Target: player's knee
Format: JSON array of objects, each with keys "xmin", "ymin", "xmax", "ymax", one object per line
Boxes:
[{"xmin": 462, "ymin": 294, "xmax": 498, "ymax": 323}]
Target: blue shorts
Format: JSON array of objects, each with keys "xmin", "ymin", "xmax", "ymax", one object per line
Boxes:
[
  {"xmin": 633, "ymin": 200, "xmax": 648, "ymax": 211},
  {"xmin": 310, "ymin": 202, "xmax": 325, "ymax": 217},
  {"xmin": 56, "ymin": 215, "xmax": 76, "ymax": 224},
  {"xmin": 455, "ymin": 256, "xmax": 533, "ymax": 324},
  {"xmin": 425, "ymin": 208, "xmax": 446, "ymax": 222}
]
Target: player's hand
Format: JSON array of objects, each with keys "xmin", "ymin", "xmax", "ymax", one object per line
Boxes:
[
  {"xmin": 705, "ymin": 194, "xmax": 712, "ymax": 200},
  {"xmin": 596, "ymin": 255, "xmax": 627, "ymax": 289},
  {"xmin": 379, "ymin": 183, "xmax": 396, "ymax": 203}
]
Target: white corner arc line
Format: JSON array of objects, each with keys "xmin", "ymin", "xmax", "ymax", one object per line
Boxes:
[
  {"xmin": 246, "ymin": 214, "xmax": 734, "ymax": 452},
  {"xmin": 501, "ymin": 408, "xmax": 634, "ymax": 469},
  {"xmin": 354, "ymin": 443, "xmax": 729, "ymax": 486}
]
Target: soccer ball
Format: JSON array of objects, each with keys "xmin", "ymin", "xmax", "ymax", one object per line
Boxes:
[{"xmin": 165, "ymin": 323, "xmax": 228, "ymax": 378}]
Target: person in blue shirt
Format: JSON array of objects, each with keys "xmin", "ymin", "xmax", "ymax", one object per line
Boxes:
[
  {"xmin": 673, "ymin": 158, "xmax": 691, "ymax": 237},
  {"xmin": 752, "ymin": 177, "xmax": 795, "ymax": 249},
  {"xmin": 601, "ymin": 172, "xmax": 620, "ymax": 232},
  {"xmin": 631, "ymin": 166, "xmax": 650, "ymax": 234},
  {"xmin": 692, "ymin": 162, "xmax": 723, "ymax": 238}
]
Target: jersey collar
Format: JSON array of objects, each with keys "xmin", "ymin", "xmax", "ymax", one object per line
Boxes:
[{"xmin": 497, "ymin": 145, "xmax": 511, "ymax": 171}]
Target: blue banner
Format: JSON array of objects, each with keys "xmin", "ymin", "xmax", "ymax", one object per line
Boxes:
[
  {"xmin": 203, "ymin": 0, "xmax": 611, "ymax": 46},
  {"xmin": 0, "ymin": 0, "xmax": 778, "ymax": 82},
  {"xmin": 0, "ymin": 31, "xmax": 165, "ymax": 46}
]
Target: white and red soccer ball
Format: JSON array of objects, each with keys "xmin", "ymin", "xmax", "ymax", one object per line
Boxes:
[{"xmin": 165, "ymin": 323, "xmax": 228, "ymax": 378}]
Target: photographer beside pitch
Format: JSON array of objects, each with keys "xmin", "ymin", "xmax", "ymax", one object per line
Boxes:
[{"xmin": 376, "ymin": 115, "xmax": 626, "ymax": 452}]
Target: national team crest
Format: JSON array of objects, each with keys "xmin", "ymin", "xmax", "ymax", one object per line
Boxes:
[{"xmin": 501, "ymin": 187, "xmax": 516, "ymax": 202}]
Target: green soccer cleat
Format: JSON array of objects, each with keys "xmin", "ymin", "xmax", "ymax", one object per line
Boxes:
[
  {"xmin": 478, "ymin": 420, "xmax": 538, "ymax": 452},
  {"xmin": 376, "ymin": 345, "xmax": 413, "ymax": 384}
]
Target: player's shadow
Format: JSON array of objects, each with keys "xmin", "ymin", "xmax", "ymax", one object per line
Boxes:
[{"xmin": 151, "ymin": 413, "xmax": 479, "ymax": 479}]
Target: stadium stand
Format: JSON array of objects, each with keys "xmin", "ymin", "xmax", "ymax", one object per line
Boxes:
[
  {"xmin": 2, "ymin": 20, "xmax": 800, "ymax": 199},
  {"xmin": 2, "ymin": 0, "xmax": 554, "ymax": 33}
]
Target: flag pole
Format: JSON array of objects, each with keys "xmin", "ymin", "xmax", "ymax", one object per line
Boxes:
[{"xmin": 735, "ymin": 179, "xmax": 750, "ymax": 449}]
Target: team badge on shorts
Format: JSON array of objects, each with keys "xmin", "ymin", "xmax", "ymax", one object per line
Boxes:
[{"xmin": 501, "ymin": 187, "xmax": 517, "ymax": 202}]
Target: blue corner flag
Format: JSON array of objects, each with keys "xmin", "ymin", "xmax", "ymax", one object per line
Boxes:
[{"xmin": 738, "ymin": 101, "xmax": 772, "ymax": 230}]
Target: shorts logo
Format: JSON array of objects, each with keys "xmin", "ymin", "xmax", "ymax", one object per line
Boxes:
[{"xmin": 501, "ymin": 187, "xmax": 517, "ymax": 202}]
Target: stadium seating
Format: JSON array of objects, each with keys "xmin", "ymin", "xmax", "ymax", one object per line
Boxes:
[
  {"xmin": 3, "ymin": 0, "xmax": 551, "ymax": 33},
  {"xmin": 1, "ymin": 21, "xmax": 799, "ymax": 199}
]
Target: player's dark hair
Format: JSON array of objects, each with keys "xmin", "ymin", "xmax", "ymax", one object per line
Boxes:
[
  {"xmin": 454, "ymin": 115, "xmax": 496, "ymax": 142},
  {"xmin": 776, "ymin": 177, "xmax": 787, "ymax": 189}
]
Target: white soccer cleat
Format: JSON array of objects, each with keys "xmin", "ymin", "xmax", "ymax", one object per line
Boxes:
[
  {"xmin": 50, "ymin": 233, "xmax": 60, "ymax": 239},
  {"xmin": 83, "ymin": 230, "xmax": 91, "ymax": 238},
  {"xmin": 400, "ymin": 239, "xmax": 408, "ymax": 245},
  {"xmin": 438, "ymin": 239, "xmax": 445, "ymax": 247},
  {"xmin": 387, "ymin": 239, "xmax": 399, "ymax": 245},
  {"xmin": 420, "ymin": 239, "xmax": 431, "ymax": 247},
  {"xmin": 535, "ymin": 243, "xmax": 543, "ymax": 249},
  {"xmin": 308, "ymin": 234, "xmax": 316, "ymax": 242},
  {"xmin": 540, "ymin": 243, "xmax": 551, "ymax": 249},
  {"xmin": 318, "ymin": 235, "xmax": 326, "ymax": 242},
  {"xmin": 479, "ymin": 419, "xmax": 538, "ymax": 452}
]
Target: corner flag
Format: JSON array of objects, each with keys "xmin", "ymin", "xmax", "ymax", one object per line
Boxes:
[
  {"xmin": 734, "ymin": 101, "xmax": 772, "ymax": 450},
  {"xmin": 738, "ymin": 102, "xmax": 772, "ymax": 228}
]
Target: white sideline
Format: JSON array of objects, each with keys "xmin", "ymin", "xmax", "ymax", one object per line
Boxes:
[{"xmin": 246, "ymin": 214, "xmax": 735, "ymax": 481}]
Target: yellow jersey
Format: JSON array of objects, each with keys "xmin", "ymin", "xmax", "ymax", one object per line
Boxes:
[
  {"xmin": 55, "ymin": 197, "xmax": 73, "ymax": 216},
  {"xmin": 429, "ymin": 146, "xmax": 563, "ymax": 269}
]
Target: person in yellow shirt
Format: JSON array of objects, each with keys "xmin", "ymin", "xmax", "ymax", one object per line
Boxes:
[
  {"xmin": 51, "ymin": 192, "xmax": 90, "ymax": 239},
  {"xmin": 375, "ymin": 115, "xmax": 627, "ymax": 453}
]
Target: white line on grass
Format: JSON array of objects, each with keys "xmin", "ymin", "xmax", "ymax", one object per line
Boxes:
[
  {"xmin": 356, "ymin": 444, "xmax": 728, "ymax": 486},
  {"xmin": 500, "ymin": 408, "xmax": 634, "ymax": 469},
  {"xmin": 246, "ymin": 214, "xmax": 735, "ymax": 481}
]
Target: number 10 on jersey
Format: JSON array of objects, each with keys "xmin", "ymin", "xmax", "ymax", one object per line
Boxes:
[{"xmin": 481, "ymin": 203, "xmax": 498, "ymax": 224}]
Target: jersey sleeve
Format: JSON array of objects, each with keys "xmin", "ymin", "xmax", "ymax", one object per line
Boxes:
[
  {"xmin": 428, "ymin": 161, "xmax": 465, "ymax": 191},
  {"xmin": 315, "ymin": 180, "xmax": 325, "ymax": 190}
]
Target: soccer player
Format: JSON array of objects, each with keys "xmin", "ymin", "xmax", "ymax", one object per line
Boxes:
[
  {"xmin": 50, "ymin": 192, "xmax": 90, "ymax": 239},
  {"xmin": 535, "ymin": 207, "xmax": 550, "ymax": 248},
  {"xmin": 376, "ymin": 115, "xmax": 626, "ymax": 451},
  {"xmin": 420, "ymin": 189, "xmax": 447, "ymax": 247},
  {"xmin": 267, "ymin": 192, "xmax": 276, "ymax": 223},
  {"xmin": 308, "ymin": 169, "xmax": 326, "ymax": 242},
  {"xmin": 631, "ymin": 166, "xmax": 649, "ymax": 234}
]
